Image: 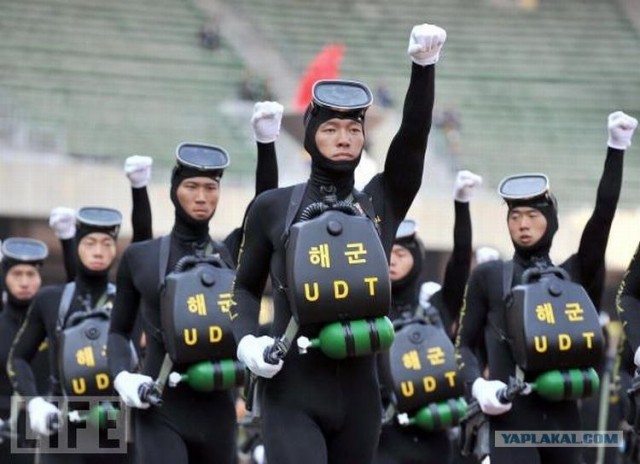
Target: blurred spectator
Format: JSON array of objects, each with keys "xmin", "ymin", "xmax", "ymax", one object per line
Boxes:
[
  {"xmin": 375, "ymin": 82, "xmax": 394, "ymax": 108},
  {"xmin": 199, "ymin": 19, "xmax": 221, "ymax": 50},
  {"xmin": 435, "ymin": 105, "xmax": 462, "ymax": 158},
  {"xmin": 239, "ymin": 69, "xmax": 274, "ymax": 102}
]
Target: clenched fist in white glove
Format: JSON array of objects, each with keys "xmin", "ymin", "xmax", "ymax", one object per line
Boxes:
[
  {"xmin": 453, "ymin": 170, "xmax": 483, "ymax": 203},
  {"xmin": 607, "ymin": 111, "xmax": 638, "ymax": 151},
  {"xmin": 251, "ymin": 101, "xmax": 284, "ymax": 144},
  {"xmin": 28, "ymin": 397, "xmax": 62, "ymax": 436},
  {"xmin": 124, "ymin": 155, "xmax": 153, "ymax": 188},
  {"xmin": 114, "ymin": 371, "xmax": 154, "ymax": 409},
  {"xmin": 237, "ymin": 335, "xmax": 283, "ymax": 379},
  {"xmin": 49, "ymin": 207, "xmax": 76, "ymax": 240},
  {"xmin": 407, "ymin": 23, "xmax": 447, "ymax": 66},
  {"xmin": 472, "ymin": 378, "xmax": 513, "ymax": 416}
]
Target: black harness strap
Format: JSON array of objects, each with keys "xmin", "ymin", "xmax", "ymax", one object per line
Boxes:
[{"xmin": 57, "ymin": 282, "xmax": 116, "ymax": 332}]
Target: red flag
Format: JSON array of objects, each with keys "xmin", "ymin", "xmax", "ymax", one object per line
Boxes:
[{"xmin": 294, "ymin": 44, "xmax": 345, "ymax": 112}]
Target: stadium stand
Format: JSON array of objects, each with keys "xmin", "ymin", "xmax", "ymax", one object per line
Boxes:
[
  {"xmin": 220, "ymin": 0, "xmax": 640, "ymax": 208},
  {"xmin": 0, "ymin": 0, "xmax": 258, "ymax": 174}
]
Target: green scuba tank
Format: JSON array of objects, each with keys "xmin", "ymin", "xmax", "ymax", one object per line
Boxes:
[
  {"xmin": 297, "ymin": 317, "xmax": 395, "ymax": 359},
  {"xmin": 397, "ymin": 398, "xmax": 468, "ymax": 431},
  {"xmin": 168, "ymin": 359, "xmax": 245, "ymax": 392},
  {"xmin": 530, "ymin": 367, "xmax": 599, "ymax": 401},
  {"xmin": 68, "ymin": 402, "xmax": 119, "ymax": 429}
]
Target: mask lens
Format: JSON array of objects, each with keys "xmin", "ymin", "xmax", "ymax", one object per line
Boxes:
[
  {"xmin": 498, "ymin": 174, "xmax": 549, "ymax": 200},
  {"xmin": 312, "ymin": 80, "xmax": 373, "ymax": 112},
  {"xmin": 77, "ymin": 207, "xmax": 123, "ymax": 228},
  {"xmin": 176, "ymin": 143, "xmax": 230, "ymax": 170},
  {"xmin": 2, "ymin": 238, "xmax": 48, "ymax": 262},
  {"xmin": 395, "ymin": 219, "xmax": 417, "ymax": 240}
]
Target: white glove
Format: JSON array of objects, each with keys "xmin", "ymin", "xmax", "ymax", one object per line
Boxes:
[
  {"xmin": 49, "ymin": 207, "xmax": 76, "ymax": 240},
  {"xmin": 407, "ymin": 23, "xmax": 447, "ymax": 66},
  {"xmin": 251, "ymin": 101, "xmax": 284, "ymax": 144},
  {"xmin": 607, "ymin": 111, "xmax": 638, "ymax": 150},
  {"xmin": 471, "ymin": 378, "xmax": 513, "ymax": 416},
  {"xmin": 27, "ymin": 397, "xmax": 62, "ymax": 436},
  {"xmin": 124, "ymin": 155, "xmax": 153, "ymax": 188},
  {"xmin": 419, "ymin": 281, "xmax": 442, "ymax": 307},
  {"xmin": 237, "ymin": 335, "xmax": 283, "ymax": 379},
  {"xmin": 634, "ymin": 347, "xmax": 640, "ymax": 368},
  {"xmin": 113, "ymin": 371, "xmax": 154, "ymax": 409},
  {"xmin": 453, "ymin": 170, "xmax": 483, "ymax": 203},
  {"xmin": 475, "ymin": 246, "xmax": 500, "ymax": 265}
]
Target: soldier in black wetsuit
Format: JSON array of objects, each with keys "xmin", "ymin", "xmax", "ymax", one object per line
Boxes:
[
  {"xmin": 455, "ymin": 111, "xmax": 638, "ymax": 464},
  {"xmin": 107, "ymin": 133, "xmax": 280, "ymax": 464},
  {"xmin": 0, "ymin": 238, "xmax": 49, "ymax": 464},
  {"xmin": 375, "ymin": 170, "xmax": 482, "ymax": 464},
  {"xmin": 231, "ymin": 23, "xmax": 447, "ymax": 464},
  {"xmin": 7, "ymin": 207, "xmax": 124, "ymax": 464}
]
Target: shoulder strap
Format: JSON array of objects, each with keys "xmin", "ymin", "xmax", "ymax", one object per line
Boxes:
[
  {"xmin": 502, "ymin": 260, "xmax": 514, "ymax": 303},
  {"xmin": 352, "ymin": 189, "xmax": 376, "ymax": 223},
  {"xmin": 158, "ymin": 235, "xmax": 171, "ymax": 287},
  {"xmin": 209, "ymin": 240, "xmax": 234, "ymax": 269},
  {"xmin": 281, "ymin": 182, "xmax": 307, "ymax": 244},
  {"xmin": 57, "ymin": 282, "xmax": 76, "ymax": 332}
]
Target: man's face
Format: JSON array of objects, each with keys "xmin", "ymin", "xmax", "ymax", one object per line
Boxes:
[
  {"xmin": 390, "ymin": 244, "xmax": 414, "ymax": 282},
  {"xmin": 176, "ymin": 176, "xmax": 220, "ymax": 221},
  {"xmin": 5, "ymin": 264, "xmax": 41, "ymax": 301},
  {"xmin": 507, "ymin": 206, "xmax": 548, "ymax": 247},
  {"xmin": 78, "ymin": 232, "xmax": 117, "ymax": 271},
  {"xmin": 314, "ymin": 118, "xmax": 365, "ymax": 162}
]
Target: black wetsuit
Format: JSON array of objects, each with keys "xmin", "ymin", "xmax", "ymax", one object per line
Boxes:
[
  {"xmin": 455, "ymin": 147, "xmax": 625, "ymax": 464},
  {"xmin": 7, "ymin": 272, "xmax": 123, "ymax": 464},
  {"xmin": 375, "ymin": 200, "xmax": 472, "ymax": 464},
  {"xmin": 0, "ymin": 301, "xmax": 49, "ymax": 464},
  {"xmin": 232, "ymin": 63, "xmax": 435, "ymax": 464},
  {"xmin": 430, "ymin": 200, "xmax": 473, "ymax": 339},
  {"xmin": 107, "ymin": 145, "xmax": 278, "ymax": 464}
]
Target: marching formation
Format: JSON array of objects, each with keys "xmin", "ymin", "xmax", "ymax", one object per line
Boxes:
[{"xmin": 1, "ymin": 19, "xmax": 640, "ymax": 464}]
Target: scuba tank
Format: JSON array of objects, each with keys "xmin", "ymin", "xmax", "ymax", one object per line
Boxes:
[
  {"xmin": 529, "ymin": 367, "xmax": 600, "ymax": 401},
  {"xmin": 168, "ymin": 360, "xmax": 245, "ymax": 392},
  {"xmin": 397, "ymin": 398, "xmax": 468, "ymax": 432},
  {"xmin": 297, "ymin": 316, "xmax": 395, "ymax": 359}
]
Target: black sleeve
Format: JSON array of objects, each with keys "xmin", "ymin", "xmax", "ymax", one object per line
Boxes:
[
  {"xmin": 255, "ymin": 142, "xmax": 278, "ymax": 196},
  {"xmin": 617, "ymin": 242, "xmax": 640, "ymax": 353},
  {"xmin": 379, "ymin": 63, "xmax": 434, "ymax": 220},
  {"xmin": 60, "ymin": 238, "xmax": 76, "ymax": 283},
  {"xmin": 441, "ymin": 201, "xmax": 472, "ymax": 331},
  {"xmin": 107, "ymin": 250, "xmax": 141, "ymax": 376},
  {"xmin": 7, "ymin": 297, "xmax": 49, "ymax": 398},
  {"xmin": 223, "ymin": 141, "xmax": 278, "ymax": 264},
  {"xmin": 454, "ymin": 267, "xmax": 490, "ymax": 385},
  {"xmin": 570, "ymin": 147, "xmax": 623, "ymax": 305},
  {"xmin": 230, "ymin": 195, "xmax": 273, "ymax": 342},
  {"xmin": 131, "ymin": 187, "xmax": 153, "ymax": 243}
]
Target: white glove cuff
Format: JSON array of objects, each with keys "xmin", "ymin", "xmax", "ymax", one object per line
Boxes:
[{"xmin": 607, "ymin": 138, "xmax": 630, "ymax": 151}]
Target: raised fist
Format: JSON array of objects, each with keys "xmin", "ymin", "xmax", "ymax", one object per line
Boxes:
[
  {"xmin": 407, "ymin": 23, "xmax": 447, "ymax": 66},
  {"xmin": 453, "ymin": 170, "xmax": 483, "ymax": 203},
  {"xmin": 124, "ymin": 155, "xmax": 153, "ymax": 188},
  {"xmin": 251, "ymin": 101, "xmax": 284, "ymax": 144},
  {"xmin": 607, "ymin": 111, "xmax": 638, "ymax": 151},
  {"xmin": 49, "ymin": 207, "xmax": 76, "ymax": 240}
]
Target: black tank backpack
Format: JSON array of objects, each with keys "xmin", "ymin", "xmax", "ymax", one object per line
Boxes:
[
  {"xmin": 280, "ymin": 183, "xmax": 395, "ymax": 360},
  {"xmin": 378, "ymin": 297, "xmax": 467, "ymax": 433},
  {"xmin": 155, "ymin": 236, "xmax": 245, "ymax": 393},
  {"xmin": 57, "ymin": 283, "xmax": 120, "ymax": 397},
  {"xmin": 502, "ymin": 261, "xmax": 603, "ymax": 401}
]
